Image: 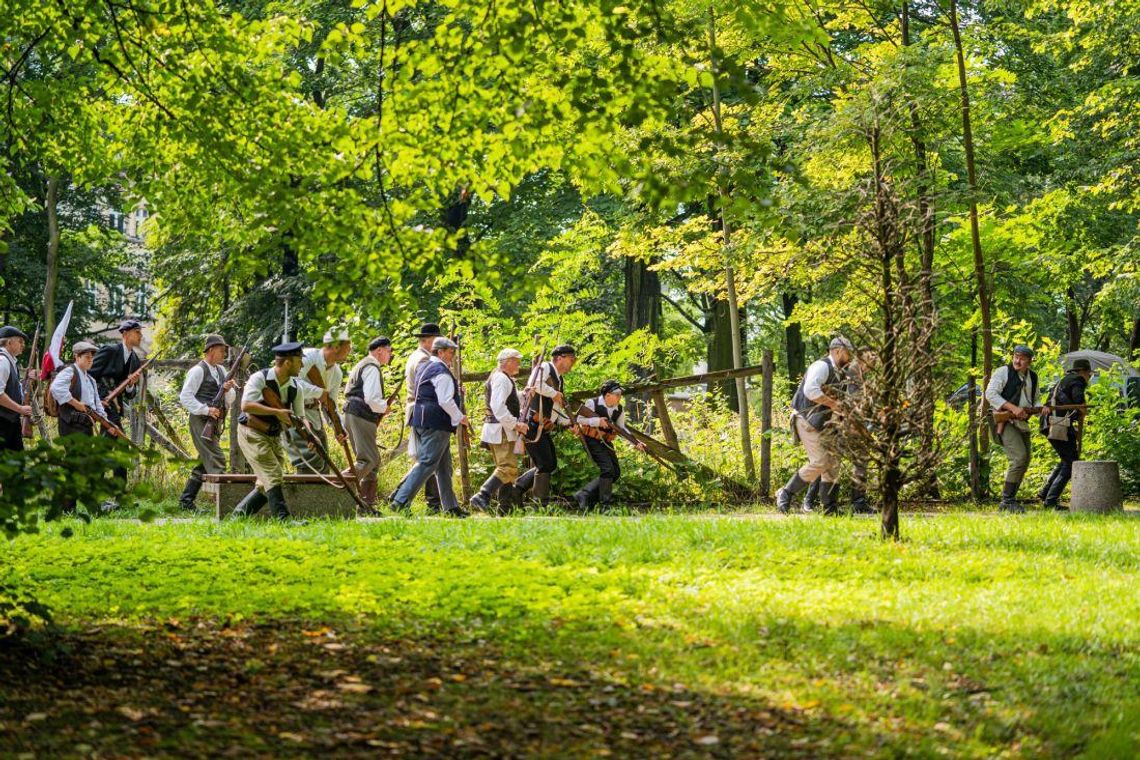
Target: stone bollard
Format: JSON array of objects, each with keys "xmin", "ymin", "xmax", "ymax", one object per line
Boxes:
[{"xmin": 1069, "ymin": 460, "xmax": 1124, "ymax": 514}]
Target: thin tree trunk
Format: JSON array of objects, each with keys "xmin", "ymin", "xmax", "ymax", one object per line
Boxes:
[
  {"xmin": 949, "ymin": 0, "xmax": 993, "ymax": 496},
  {"xmin": 781, "ymin": 293, "xmax": 805, "ymax": 382},
  {"xmin": 1130, "ymin": 318, "xmax": 1139, "ymax": 360},
  {"xmin": 760, "ymin": 349, "xmax": 773, "ymax": 499},
  {"xmin": 43, "ymin": 175, "xmax": 61, "ymax": 337},
  {"xmin": 1065, "ymin": 286, "xmax": 1082, "ymax": 351},
  {"xmin": 709, "ymin": 6, "xmax": 755, "ymax": 481}
]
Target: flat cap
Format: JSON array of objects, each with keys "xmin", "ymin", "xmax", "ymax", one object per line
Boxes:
[
  {"xmin": 497, "ymin": 348, "xmax": 523, "ymax": 363},
  {"xmin": 1071, "ymin": 358, "xmax": 1092, "ymax": 372},
  {"xmin": 0, "ymin": 326, "xmax": 28, "ymax": 340},
  {"xmin": 323, "ymin": 328, "xmax": 350, "ymax": 344},
  {"xmin": 1013, "ymin": 345, "xmax": 1034, "ymax": 359},
  {"xmin": 552, "ymin": 344, "xmax": 577, "ymax": 357},
  {"xmin": 431, "ymin": 337, "xmax": 458, "ymax": 352},
  {"xmin": 368, "ymin": 337, "xmax": 392, "ymax": 351},
  {"xmin": 118, "ymin": 319, "xmax": 143, "ymax": 333},
  {"xmin": 204, "ymin": 334, "xmax": 228, "ymax": 351},
  {"xmin": 413, "ymin": 322, "xmax": 443, "ymax": 338},
  {"xmin": 72, "ymin": 341, "xmax": 98, "ymax": 355},
  {"xmin": 272, "ymin": 341, "xmax": 305, "ymax": 357},
  {"xmin": 829, "ymin": 336, "xmax": 854, "ymax": 351},
  {"xmin": 600, "ymin": 380, "xmax": 624, "ymax": 395}
]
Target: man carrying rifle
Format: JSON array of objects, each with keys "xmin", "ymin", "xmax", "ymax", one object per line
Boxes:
[
  {"xmin": 512, "ymin": 344, "xmax": 577, "ymax": 506},
  {"xmin": 1038, "ymin": 358, "xmax": 1092, "ymax": 511},
  {"xmin": 469, "ymin": 347, "xmax": 529, "ymax": 513},
  {"xmin": 285, "ymin": 329, "xmax": 351, "ymax": 473},
  {"xmin": 89, "ymin": 318, "xmax": 145, "ymax": 507},
  {"xmin": 572, "ymin": 381, "xmax": 646, "ymax": 511},
  {"xmin": 0, "ymin": 326, "xmax": 34, "ymax": 452},
  {"xmin": 343, "ymin": 336, "xmax": 394, "ymax": 506},
  {"xmin": 395, "ymin": 322, "xmax": 445, "ymax": 511},
  {"xmin": 49, "ymin": 342, "xmax": 114, "ymax": 512},
  {"xmin": 390, "ymin": 337, "xmax": 469, "ymax": 517},
  {"xmin": 984, "ymin": 345, "xmax": 1039, "ymax": 514},
  {"xmin": 231, "ymin": 341, "xmax": 323, "ymax": 520},
  {"xmin": 177, "ymin": 335, "xmax": 237, "ymax": 510}
]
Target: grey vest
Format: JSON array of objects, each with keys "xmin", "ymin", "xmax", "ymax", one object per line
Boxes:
[
  {"xmin": 792, "ymin": 357, "xmax": 843, "ymax": 430},
  {"xmin": 194, "ymin": 361, "xmax": 223, "ymax": 408}
]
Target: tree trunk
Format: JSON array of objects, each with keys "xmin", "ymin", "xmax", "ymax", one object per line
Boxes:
[
  {"xmin": 441, "ymin": 186, "xmax": 471, "ymax": 259},
  {"xmin": 709, "ymin": 7, "xmax": 754, "ymax": 481},
  {"xmin": 624, "ymin": 258, "xmax": 661, "ymax": 337},
  {"xmin": 760, "ymin": 349, "xmax": 773, "ymax": 498},
  {"xmin": 949, "ymin": 0, "xmax": 993, "ymax": 496},
  {"xmin": 781, "ymin": 293, "xmax": 805, "ymax": 382},
  {"xmin": 1065, "ymin": 286, "xmax": 1082, "ymax": 351},
  {"xmin": 705, "ymin": 299, "xmax": 739, "ymax": 406},
  {"xmin": 1130, "ymin": 318, "xmax": 1139, "ymax": 360},
  {"xmin": 43, "ymin": 175, "xmax": 61, "ymax": 337}
]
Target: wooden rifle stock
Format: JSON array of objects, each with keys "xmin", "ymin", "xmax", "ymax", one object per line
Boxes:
[
  {"xmin": 513, "ymin": 344, "xmax": 548, "ymax": 454},
  {"xmin": 202, "ymin": 342, "xmax": 251, "ymax": 442},
  {"xmin": 992, "ymin": 404, "xmax": 1088, "ymax": 425},
  {"xmin": 85, "ymin": 407, "xmax": 138, "ymax": 448},
  {"xmin": 102, "ymin": 354, "xmax": 158, "ymax": 406}
]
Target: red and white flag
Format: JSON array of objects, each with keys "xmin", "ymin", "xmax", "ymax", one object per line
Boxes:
[{"xmin": 40, "ymin": 300, "xmax": 73, "ymax": 379}]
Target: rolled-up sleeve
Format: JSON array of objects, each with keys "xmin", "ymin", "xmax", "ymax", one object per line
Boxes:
[{"xmin": 802, "ymin": 361, "xmax": 830, "ymax": 401}]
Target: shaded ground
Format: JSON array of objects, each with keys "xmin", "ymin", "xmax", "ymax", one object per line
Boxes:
[{"xmin": 0, "ymin": 621, "xmax": 835, "ymax": 759}]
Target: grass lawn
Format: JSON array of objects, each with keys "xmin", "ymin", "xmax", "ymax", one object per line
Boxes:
[{"xmin": 3, "ymin": 511, "xmax": 1140, "ymax": 757}]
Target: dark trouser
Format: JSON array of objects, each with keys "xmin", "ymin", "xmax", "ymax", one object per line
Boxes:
[
  {"xmin": 103, "ymin": 404, "xmax": 129, "ymax": 483},
  {"xmin": 577, "ymin": 437, "xmax": 620, "ymax": 507},
  {"xmin": 0, "ymin": 417, "xmax": 23, "ymax": 452},
  {"xmin": 1043, "ymin": 437, "xmax": 1080, "ymax": 504},
  {"xmin": 524, "ymin": 432, "xmax": 557, "ymax": 474},
  {"xmin": 57, "ymin": 409, "xmax": 95, "ymax": 512}
]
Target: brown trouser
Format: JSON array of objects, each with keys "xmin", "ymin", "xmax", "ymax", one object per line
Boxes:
[
  {"xmin": 487, "ymin": 439, "xmax": 519, "ymax": 485},
  {"xmin": 794, "ymin": 416, "xmax": 840, "ymax": 484},
  {"xmin": 238, "ymin": 424, "xmax": 286, "ymax": 491}
]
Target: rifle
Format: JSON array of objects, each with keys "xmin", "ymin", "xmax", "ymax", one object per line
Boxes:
[
  {"xmin": 102, "ymin": 352, "xmax": 160, "ymax": 406},
  {"xmin": 304, "ymin": 360, "xmax": 357, "ymax": 475},
  {"xmin": 380, "ymin": 378, "xmax": 403, "ymax": 420},
  {"xmin": 513, "ymin": 341, "xmax": 548, "ymax": 455},
  {"xmin": 85, "ymin": 407, "xmax": 139, "ymax": 448},
  {"xmin": 992, "ymin": 404, "xmax": 1089, "ymax": 425},
  {"xmin": 202, "ymin": 340, "xmax": 251, "ymax": 442},
  {"xmin": 20, "ymin": 324, "xmax": 41, "ymax": 439},
  {"xmin": 449, "ymin": 322, "xmax": 472, "ymax": 502},
  {"xmin": 260, "ymin": 381, "xmax": 377, "ymax": 516}
]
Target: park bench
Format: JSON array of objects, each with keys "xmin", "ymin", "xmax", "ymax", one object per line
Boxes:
[{"xmin": 202, "ymin": 473, "xmax": 360, "ymax": 519}]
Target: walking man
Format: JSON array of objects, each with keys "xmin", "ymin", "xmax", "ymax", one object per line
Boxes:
[
  {"xmin": 572, "ymin": 380, "xmax": 646, "ymax": 511},
  {"xmin": 50, "ymin": 341, "xmax": 108, "ymax": 513},
  {"xmin": 343, "ymin": 336, "xmax": 394, "ymax": 506},
  {"xmin": 469, "ymin": 347, "xmax": 529, "ymax": 512},
  {"xmin": 1038, "ymin": 358, "xmax": 1091, "ymax": 510},
  {"xmin": 513, "ymin": 344, "xmax": 576, "ymax": 506},
  {"xmin": 393, "ymin": 322, "xmax": 445, "ymax": 511},
  {"xmin": 390, "ymin": 337, "xmax": 469, "ymax": 517},
  {"xmin": 776, "ymin": 336, "xmax": 854, "ymax": 515},
  {"xmin": 89, "ymin": 319, "xmax": 145, "ymax": 507},
  {"xmin": 177, "ymin": 335, "xmax": 237, "ymax": 510},
  {"xmin": 285, "ymin": 329, "xmax": 351, "ymax": 473},
  {"xmin": 985, "ymin": 345, "xmax": 1039, "ymax": 513},
  {"xmin": 0, "ymin": 326, "xmax": 33, "ymax": 452}
]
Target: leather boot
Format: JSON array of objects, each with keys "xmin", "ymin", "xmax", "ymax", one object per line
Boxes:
[
  {"xmin": 776, "ymin": 473, "xmax": 809, "ymax": 514},
  {"xmin": 820, "ymin": 482, "xmax": 841, "ymax": 516},
  {"xmin": 470, "ymin": 475, "xmax": 502, "ymax": 511},
  {"xmin": 493, "ymin": 482, "xmax": 514, "ymax": 515},
  {"xmin": 230, "ymin": 488, "xmax": 268, "ymax": 518},
  {"xmin": 999, "ymin": 481, "xmax": 1025, "ymax": 513},
  {"xmin": 850, "ymin": 490, "xmax": 874, "ymax": 514},
  {"xmin": 532, "ymin": 472, "xmax": 552, "ymax": 505},
  {"xmin": 179, "ymin": 470, "xmax": 204, "ymax": 511},
  {"xmin": 514, "ymin": 468, "xmax": 537, "ymax": 494},
  {"xmin": 267, "ymin": 485, "xmax": 292, "ymax": 521},
  {"xmin": 598, "ymin": 478, "xmax": 614, "ymax": 510},
  {"xmin": 802, "ymin": 477, "xmax": 821, "ymax": 513},
  {"xmin": 360, "ymin": 473, "xmax": 378, "ymax": 507}
]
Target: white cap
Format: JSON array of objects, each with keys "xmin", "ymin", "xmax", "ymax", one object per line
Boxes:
[
  {"xmin": 323, "ymin": 328, "xmax": 350, "ymax": 344},
  {"xmin": 72, "ymin": 341, "xmax": 98, "ymax": 355},
  {"xmin": 830, "ymin": 336, "xmax": 854, "ymax": 351},
  {"xmin": 432, "ymin": 337, "xmax": 458, "ymax": 352},
  {"xmin": 497, "ymin": 348, "xmax": 523, "ymax": 363}
]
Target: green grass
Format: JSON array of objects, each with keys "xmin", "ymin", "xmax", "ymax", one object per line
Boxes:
[{"xmin": 5, "ymin": 512, "xmax": 1140, "ymax": 757}]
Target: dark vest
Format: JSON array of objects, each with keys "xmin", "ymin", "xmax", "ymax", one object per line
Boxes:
[
  {"xmin": 593, "ymin": 396, "xmax": 622, "ymax": 426},
  {"xmin": 1042, "ymin": 372, "xmax": 1087, "ymax": 428},
  {"xmin": 999, "ymin": 364, "xmax": 1039, "ymax": 407},
  {"xmin": 484, "ymin": 371, "xmax": 521, "ymax": 421},
  {"xmin": 528, "ymin": 362, "xmax": 563, "ymax": 418},
  {"xmin": 238, "ymin": 369, "xmax": 297, "ymax": 437},
  {"xmin": 792, "ymin": 357, "xmax": 843, "ymax": 430},
  {"xmin": 411, "ymin": 360, "xmax": 458, "ymax": 433},
  {"xmin": 0, "ymin": 350, "xmax": 23, "ymax": 422},
  {"xmin": 345, "ymin": 360, "xmax": 384, "ymax": 424},
  {"xmin": 194, "ymin": 361, "xmax": 223, "ymax": 409}
]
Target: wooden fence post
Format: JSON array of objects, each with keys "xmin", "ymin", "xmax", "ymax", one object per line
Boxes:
[
  {"xmin": 651, "ymin": 390, "xmax": 679, "ymax": 449},
  {"xmin": 760, "ymin": 350, "xmax": 773, "ymax": 499}
]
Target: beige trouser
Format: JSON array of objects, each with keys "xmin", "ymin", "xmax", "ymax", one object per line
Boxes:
[
  {"xmin": 998, "ymin": 423, "xmax": 1032, "ymax": 484},
  {"xmin": 794, "ymin": 416, "xmax": 840, "ymax": 484},
  {"xmin": 346, "ymin": 412, "xmax": 380, "ymax": 477},
  {"xmin": 488, "ymin": 439, "xmax": 519, "ymax": 484},
  {"xmin": 238, "ymin": 424, "xmax": 287, "ymax": 491},
  {"xmin": 189, "ymin": 414, "xmax": 227, "ymax": 474}
]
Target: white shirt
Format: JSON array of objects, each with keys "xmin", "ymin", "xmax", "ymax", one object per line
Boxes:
[
  {"xmin": 985, "ymin": 364, "xmax": 1034, "ymax": 431},
  {"xmin": 532, "ymin": 361, "xmax": 570, "ymax": 426},
  {"xmin": 299, "ymin": 347, "xmax": 343, "ymax": 427},
  {"xmin": 179, "ymin": 361, "xmax": 236, "ymax": 417},
  {"xmin": 0, "ymin": 348, "xmax": 16, "ymax": 398},
  {"xmin": 420, "ymin": 356, "xmax": 465, "ymax": 428},
  {"xmin": 242, "ymin": 367, "xmax": 322, "ymax": 419},
  {"xmin": 481, "ymin": 369, "xmax": 520, "ymax": 444},
  {"xmin": 349, "ymin": 356, "xmax": 388, "ymax": 415},
  {"xmin": 404, "ymin": 345, "xmax": 431, "ymax": 400},
  {"xmin": 577, "ymin": 396, "xmax": 628, "ymax": 433},
  {"xmin": 801, "ymin": 358, "xmax": 834, "ymax": 402},
  {"xmin": 51, "ymin": 365, "xmax": 106, "ymax": 417}
]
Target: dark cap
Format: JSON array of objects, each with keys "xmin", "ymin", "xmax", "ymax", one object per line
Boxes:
[
  {"xmin": 552, "ymin": 344, "xmax": 577, "ymax": 358},
  {"xmin": 1071, "ymin": 358, "xmax": 1092, "ymax": 372},
  {"xmin": 272, "ymin": 341, "xmax": 304, "ymax": 357},
  {"xmin": 1013, "ymin": 345, "xmax": 1035, "ymax": 359},
  {"xmin": 412, "ymin": 323, "xmax": 442, "ymax": 338},
  {"xmin": 0, "ymin": 326, "xmax": 28, "ymax": 340},
  {"xmin": 368, "ymin": 337, "xmax": 392, "ymax": 351},
  {"xmin": 600, "ymin": 380, "xmax": 624, "ymax": 396},
  {"xmin": 204, "ymin": 334, "xmax": 229, "ymax": 351},
  {"xmin": 118, "ymin": 319, "xmax": 143, "ymax": 333}
]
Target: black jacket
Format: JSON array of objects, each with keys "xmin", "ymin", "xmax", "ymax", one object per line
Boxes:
[
  {"xmin": 1040, "ymin": 371, "xmax": 1088, "ymax": 433},
  {"xmin": 89, "ymin": 342, "xmax": 142, "ymax": 405}
]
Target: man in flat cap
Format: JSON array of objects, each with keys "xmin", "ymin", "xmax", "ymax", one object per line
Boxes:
[
  {"xmin": 89, "ymin": 318, "xmax": 146, "ymax": 503},
  {"xmin": 512, "ymin": 343, "xmax": 577, "ymax": 506},
  {"xmin": 285, "ymin": 328, "xmax": 352, "ymax": 473},
  {"xmin": 469, "ymin": 347, "xmax": 529, "ymax": 512},
  {"xmin": 1038, "ymin": 357, "xmax": 1092, "ymax": 510},
  {"xmin": 776, "ymin": 336, "xmax": 855, "ymax": 515},
  {"xmin": 177, "ymin": 335, "xmax": 237, "ymax": 510},
  {"xmin": 393, "ymin": 322, "xmax": 445, "ymax": 511},
  {"xmin": 985, "ymin": 345, "xmax": 1039, "ymax": 513},
  {"xmin": 343, "ymin": 336, "xmax": 394, "ymax": 506},
  {"xmin": 0, "ymin": 326, "xmax": 33, "ymax": 452},
  {"xmin": 573, "ymin": 380, "xmax": 646, "ymax": 511},
  {"xmin": 231, "ymin": 341, "xmax": 323, "ymax": 520},
  {"xmin": 391, "ymin": 336, "xmax": 469, "ymax": 517},
  {"xmin": 49, "ymin": 342, "xmax": 107, "ymax": 513}
]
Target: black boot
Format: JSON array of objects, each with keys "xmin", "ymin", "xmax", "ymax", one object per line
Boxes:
[
  {"xmin": 179, "ymin": 469, "xmax": 204, "ymax": 511},
  {"xmin": 1038, "ymin": 467, "xmax": 1059, "ymax": 502},
  {"xmin": 820, "ymin": 482, "xmax": 841, "ymax": 516},
  {"xmin": 776, "ymin": 473, "xmax": 809, "ymax": 514},
  {"xmin": 533, "ymin": 472, "xmax": 552, "ymax": 506},
  {"xmin": 267, "ymin": 485, "xmax": 293, "ymax": 521},
  {"xmin": 802, "ymin": 478, "xmax": 821, "ymax": 513},
  {"xmin": 850, "ymin": 490, "xmax": 874, "ymax": 515},
  {"xmin": 493, "ymin": 482, "xmax": 516, "ymax": 515},
  {"xmin": 229, "ymin": 488, "xmax": 268, "ymax": 519},
  {"xmin": 598, "ymin": 478, "xmax": 614, "ymax": 510},
  {"xmin": 999, "ymin": 481, "xmax": 1025, "ymax": 514},
  {"xmin": 470, "ymin": 475, "xmax": 502, "ymax": 511}
]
